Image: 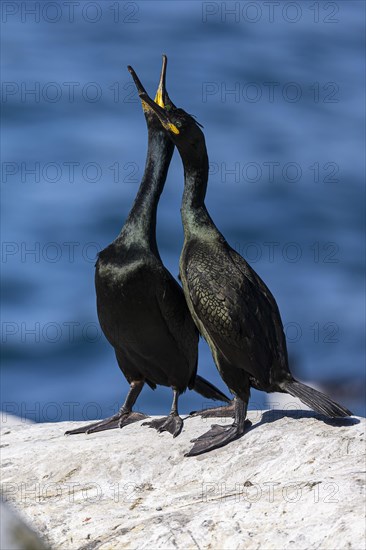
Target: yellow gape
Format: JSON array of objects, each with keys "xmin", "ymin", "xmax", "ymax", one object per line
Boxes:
[
  {"xmin": 165, "ymin": 122, "xmax": 180, "ymax": 135},
  {"xmin": 154, "ymin": 87, "xmax": 165, "ymax": 108},
  {"xmin": 141, "ymin": 99, "xmax": 152, "ymax": 113},
  {"xmin": 154, "ymin": 85, "xmax": 180, "ymax": 134}
]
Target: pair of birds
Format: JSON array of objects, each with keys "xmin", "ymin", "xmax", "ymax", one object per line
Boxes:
[{"xmin": 66, "ymin": 56, "xmax": 351, "ymax": 456}]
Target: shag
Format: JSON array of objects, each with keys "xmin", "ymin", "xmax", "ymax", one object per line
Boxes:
[
  {"xmin": 65, "ymin": 56, "xmax": 229, "ymax": 438},
  {"xmin": 129, "ymin": 69, "xmax": 352, "ymax": 455}
]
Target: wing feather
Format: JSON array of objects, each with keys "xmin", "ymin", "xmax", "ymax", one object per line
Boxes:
[
  {"xmin": 183, "ymin": 240, "xmax": 288, "ymax": 384},
  {"xmin": 155, "ymin": 268, "xmax": 199, "ymax": 378}
]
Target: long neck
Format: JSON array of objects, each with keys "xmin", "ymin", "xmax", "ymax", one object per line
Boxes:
[
  {"xmin": 117, "ymin": 127, "xmax": 174, "ymax": 254},
  {"xmin": 180, "ymin": 146, "xmax": 219, "ymax": 239}
]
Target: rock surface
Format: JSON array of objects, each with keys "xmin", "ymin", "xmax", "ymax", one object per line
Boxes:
[{"xmin": 1, "ymin": 411, "xmax": 365, "ymax": 550}]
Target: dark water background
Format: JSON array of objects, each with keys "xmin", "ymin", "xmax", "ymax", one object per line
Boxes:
[{"xmin": 1, "ymin": 1, "xmax": 365, "ymax": 422}]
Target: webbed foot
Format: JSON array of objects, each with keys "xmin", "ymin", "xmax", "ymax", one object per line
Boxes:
[
  {"xmin": 143, "ymin": 413, "xmax": 183, "ymax": 438},
  {"xmin": 65, "ymin": 411, "xmax": 148, "ymax": 435},
  {"xmin": 185, "ymin": 419, "xmax": 251, "ymax": 456},
  {"xmin": 189, "ymin": 402, "xmax": 235, "ymax": 418}
]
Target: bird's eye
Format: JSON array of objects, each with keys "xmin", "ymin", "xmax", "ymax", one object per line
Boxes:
[{"xmin": 175, "ymin": 121, "xmax": 182, "ymax": 128}]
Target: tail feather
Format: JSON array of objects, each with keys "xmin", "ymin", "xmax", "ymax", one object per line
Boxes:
[
  {"xmin": 283, "ymin": 379, "xmax": 352, "ymax": 418},
  {"xmin": 193, "ymin": 375, "xmax": 231, "ymax": 403}
]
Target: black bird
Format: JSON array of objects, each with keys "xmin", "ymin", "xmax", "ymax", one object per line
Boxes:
[
  {"xmin": 65, "ymin": 57, "xmax": 229, "ymax": 438},
  {"xmin": 130, "ymin": 70, "xmax": 352, "ymax": 455}
]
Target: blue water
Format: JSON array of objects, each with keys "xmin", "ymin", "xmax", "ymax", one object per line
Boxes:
[{"xmin": 1, "ymin": 1, "xmax": 365, "ymax": 422}]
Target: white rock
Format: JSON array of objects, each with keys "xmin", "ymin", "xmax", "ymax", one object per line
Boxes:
[
  {"xmin": 1, "ymin": 414, "xmax": 34, "ymax": 426},
  {"xmin": 1, "ymin": 411, "xmax": 364, "ymax": 550}
]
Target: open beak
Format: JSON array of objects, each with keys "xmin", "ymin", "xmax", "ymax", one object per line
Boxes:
[
  {"xmin": 128, "ymin": 58, "xmax": 180, "ymax": 135},
  {"xmin": 154, "ymin": 54, "xmax": 167, "ymax": 108},
  {"xmin": 127, "ymin": 63, "xmax": 150, "ymax": 112}
]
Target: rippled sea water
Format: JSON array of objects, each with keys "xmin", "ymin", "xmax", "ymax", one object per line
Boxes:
[{"xmin": 2, "ymin": 1, "xmax": 365, "ymax": 420}]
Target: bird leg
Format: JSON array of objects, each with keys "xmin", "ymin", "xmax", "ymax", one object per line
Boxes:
[
  {"xmin": 185, "ymin": 396, "xmax": 251, "ymax": 456},
  {"xmin": 65, "ymin": 380, "xmax": 147, "ymax": 435},
  {"xmin": 189, "ymin": 400, "xmax": 235, "ymax": 418},
  {"xmin": 142, "ymin": 389, "xmax": 183, "ymax": 437}
]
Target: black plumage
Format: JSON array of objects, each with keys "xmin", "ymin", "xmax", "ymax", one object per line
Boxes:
[
  {"xmin": 65, "ymin": 57, "xmax": 229, "ymax": 438},
  {"xmin": 131, "ymin": 74, "xmax": 352, "ymax": 455}
]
